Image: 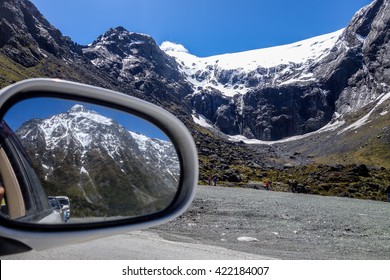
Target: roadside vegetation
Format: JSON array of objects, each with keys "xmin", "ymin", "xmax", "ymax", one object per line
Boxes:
[{"xmin": 200, "ymin": 161, "xmax": 390, "ymax": 202}]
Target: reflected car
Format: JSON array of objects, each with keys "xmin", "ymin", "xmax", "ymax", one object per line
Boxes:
[
  {"xmin": 48, "ymin": 196, "xmax": 70, "ymax": 222},
  {"xmin": 55, "ymin": 196, "xmax": 70, "ymax": 222},
  {"xmin": 48, "ymin": 196, "xmax": 61, "ymax": 212}
]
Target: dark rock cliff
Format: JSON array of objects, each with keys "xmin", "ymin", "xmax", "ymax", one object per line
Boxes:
[{"xmin": 0, "ymin": 0, "xmax": 82, "ymax": 67}]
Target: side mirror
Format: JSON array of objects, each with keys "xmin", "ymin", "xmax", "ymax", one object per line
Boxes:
[{"xmin": 0, "ymin": 79, "xmax": 198, "ymax": 254}]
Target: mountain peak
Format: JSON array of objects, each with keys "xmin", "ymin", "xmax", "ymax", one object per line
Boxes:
[
  {"xmin": 83, "ymin": 25, "xmax": 186, "ymax": 91},
  {"xmin": 68, "ymin": 104, "xmax": 87, "ymax": 113},
  {"xmin": 66, "ymin": 105, "xmax": 113, "ymax": 127},
  {"xmin": 93, "ymin": 26, "xmax": 153, "ymax": 46},
  {"xmin": 112, "ymin": 26, "xmax": 128, "ymax": 33}
]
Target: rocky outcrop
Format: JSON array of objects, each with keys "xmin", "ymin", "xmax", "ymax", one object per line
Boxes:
[
  {"xmin": 319, "ymin": 0, "xmax": 390, "ymax": 115},
  {"xmin": 82, "ymin": 27, "xmax": 193, "ymax": 107},
  {"xmin": 0, "ymin": 0, "xmax": 82, "ymax": 67},
  {"xmin": 83, "ymin": 27, "xmax": 179, "ymax": 81}
]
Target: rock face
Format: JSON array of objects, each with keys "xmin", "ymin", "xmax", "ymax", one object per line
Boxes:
[
  {"xmin": 82, "ymin": 26, "xmax": 192, "ymax": 108},
  {"xmin": 0, "ymin": 0, "xmax": 82, "ymax": 67},
  {"xmin": 335, "ymin": 0, "xmax": 390, "ymax": 115}
]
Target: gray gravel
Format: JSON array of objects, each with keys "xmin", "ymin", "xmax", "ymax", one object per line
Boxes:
[
  {"xmin": 2, "ymin": 185, "xmax": 389, "ymax": 260},
  {"xmin": 155, "ymin": 185, "xmax": 390, "ymax": 259},
  {"xmin": 1, "ymin": 230, "xmax": 274, "ymax": 260}
]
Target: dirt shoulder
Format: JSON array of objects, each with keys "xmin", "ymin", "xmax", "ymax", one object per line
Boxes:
[{"xmin": 154, "ymin": 185, "xmax": 390, "ymax": 259}]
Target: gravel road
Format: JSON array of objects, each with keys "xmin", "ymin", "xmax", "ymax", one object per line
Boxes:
[
  {"xmin": 2, "ymin": 185, "xmax": 389, "ymax": 260},
  {"xmin": 155, "ymin": 185, "xmax": 390, "ymax": 259}
]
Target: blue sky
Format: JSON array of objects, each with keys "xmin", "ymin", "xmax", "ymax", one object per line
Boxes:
[
  {"xmin": 5, "ymin": 98, "xmax": 169, "ymax": 140},
  {"xmin": 30, "ymin": 0, "xmax": 372, "ymax": 57}
]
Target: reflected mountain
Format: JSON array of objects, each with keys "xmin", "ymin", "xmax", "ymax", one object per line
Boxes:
[{"xmin": 15, "ymin": 105, "xmax": 180, "ymax": 217}]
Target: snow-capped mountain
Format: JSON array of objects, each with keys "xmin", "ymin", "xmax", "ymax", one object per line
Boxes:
[
  {"xmin": 83, "ymin": 27, "xmax": 177, "ymax": 82},
  {"xmin": 82, "ymin": 26, "xmax": 191, "ymax": 106},
  {"xmin": 162, "ymin": 29, "xmax": 343, "ymax": 97},
  {"xmin": 161, "ymin": 0, "xmax": 390, "ymax": 141},
  {"xmin": 16, "ymin": 105, "xmax": 180, "ymax": 217}
]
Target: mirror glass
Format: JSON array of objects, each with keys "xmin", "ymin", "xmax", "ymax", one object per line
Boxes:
[{"xmin": 0, "ymin": 97, "xmax": 180, "ymax": 224}]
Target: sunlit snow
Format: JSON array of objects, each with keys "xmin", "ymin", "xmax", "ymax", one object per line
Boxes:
[
  {"xmin": 338, "ymin": 91, "xmax": 390, "ymax": 134},
  {"xmin": 192, "ymin": 114, "xmax": 213, "ymax": 129},
  {"xmin": 228, "ymin": 116, "xmax": 346, "ymax": 145},
  {"xmin": 162, "ymin": 30, "xmax": 343, "ymax": 97},
  {"xmin": 160, "ymin": 41, "xmax": 189, "ymax": 53}
]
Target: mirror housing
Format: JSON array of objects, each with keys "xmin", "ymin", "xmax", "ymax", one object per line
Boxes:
[{"xmin": 0, "ymin": 79, "xmax": 198, "ymax": 253}]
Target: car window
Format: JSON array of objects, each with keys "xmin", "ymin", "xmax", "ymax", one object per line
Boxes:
[{"xmin": 0, "ymin": 121, "xmax": 55, "ymax": 222}]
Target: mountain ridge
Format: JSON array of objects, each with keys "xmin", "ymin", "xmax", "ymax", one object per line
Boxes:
[{"xmin": 162, "ymin": 29, "xmax": 344, "ymax": 96}]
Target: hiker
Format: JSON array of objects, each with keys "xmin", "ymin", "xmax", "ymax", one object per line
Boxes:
[
  {"xmin": 386, "ymin": 186, "xmax": 390, "ymax": 202},
  {"xmin": 213, "ymin": 176, "xmax": 217, "ymax": 186}
]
